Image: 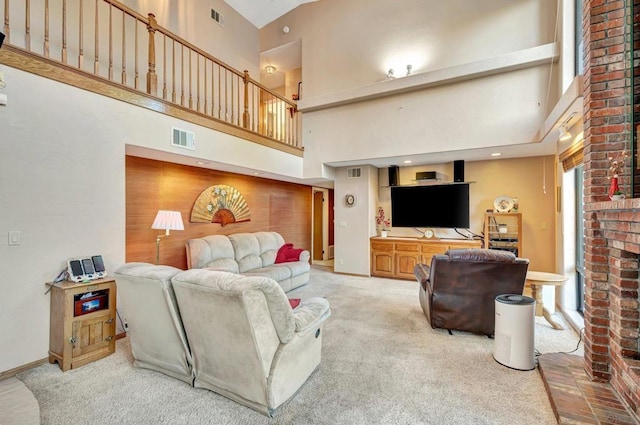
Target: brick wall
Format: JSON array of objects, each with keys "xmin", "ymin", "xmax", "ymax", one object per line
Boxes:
[{"xmin": 583, "ymin": 0, "xmax": 640, "ymax": 415}]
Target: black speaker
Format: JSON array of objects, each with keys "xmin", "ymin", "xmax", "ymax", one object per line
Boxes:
[
  {"xmin": 388, "ymin": 165, "xmax": 399, "ymax": 187},
  {"xmin": 453, "ymin": 160, "xmax": 464, "ymax": 182},
  {"xmin": 0, "ymin": 32, "xmax": 4, "ymax": 49}
]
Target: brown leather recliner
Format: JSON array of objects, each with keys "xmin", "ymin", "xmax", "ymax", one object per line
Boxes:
[{"xmin": 414, "ymin": 249, "xmax": 529, "ymax": 336}]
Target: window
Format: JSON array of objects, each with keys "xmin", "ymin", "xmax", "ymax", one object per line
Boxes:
[
  {"xmin": 575, "ymin": 0, "xmax": 584, "ymax": 75},
  {"xmin": 575, "ymin": 165, "xmax": 585, "ymax": 314}
]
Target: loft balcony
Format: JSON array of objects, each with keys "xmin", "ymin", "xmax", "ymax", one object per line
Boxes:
[{"xmin": 0, "ymin": 0, "xmax": 302, "ymax": 156}]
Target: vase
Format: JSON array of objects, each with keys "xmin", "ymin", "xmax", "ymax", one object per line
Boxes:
[
  {"xmin": 380, "ymin": 230, "xmax": 388, "ymax": 238},
  {"xmin": 611, "ymin": 194, "xmax": 625, "ymax": 201},
  {"xmin": 608, "ymin": 176, "xmax": 620, "ymax": 200}
]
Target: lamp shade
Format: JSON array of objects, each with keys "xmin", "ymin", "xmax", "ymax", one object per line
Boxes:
[{"xmin": 151, "ymin": 210, "xmax": 184, "ymax": 231}]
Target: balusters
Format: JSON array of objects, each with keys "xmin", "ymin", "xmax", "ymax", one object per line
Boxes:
[
  {"xmin": 134, "ymin": 19, "xmax": 138, "ymax": 89},
  {"xmin": 25, "ymin": 0, "xmax": 30, "ymax": 50},
  {"xmin": 94, "ymin": 0, "xmax": 99, "ymax": 74},
  {"xmin": 78, "ymin": 0, "xmax": 83, "ymax": 68},
  {"xmin": 162, "ymin": 35, "xmax": 167, "ymax": 99},
  {"xmin": 188, "ymin": 47, "xmax": 192, "ymax": 108},
  {"xmin": 121, "ymin": 10, "xmax": 125, "ymax": 84},
  {"xmin": 146, "ymin": 12, "xmax": 157, "ymax": 95},
  {"xmin": 196, "ymin": 55, "xmax": 200, "ymax": 112},
  {"xmin": 44, "ymin": 0, "xmax": 49, "ymax": 56},
  {"xmin": 4, "ymin": 0, "xmax": 9, "ymax": 44},
  {"xmin": 61, "ymin": 0, "xmax": 67, "ymax": 63},
  {"xmin": 108, "ymin": 5, "xmax": 113, "ymax": 80},
  {"xmin": 203, "ymin": 58, "xmax": 208, "ymax": 114},
  {"xmin": 171, "ymin": 39, "xmax": 176, "ymax": 102}
]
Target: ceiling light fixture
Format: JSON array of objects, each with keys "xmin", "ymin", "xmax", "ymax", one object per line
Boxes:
[
  {"xmin": 403, "ymin": 160, "xmax": 412, "ymax": 164},
  {"xmin": 491, "ymin": 152, "xmax": 502, "ymax": 157},
  {"xmin": 265, "ymin": 65, "xmax": 277, "ymax": 74},
  {"xmin": 558, "ymin": 124, "xmax": 572, "ymax": 141}
]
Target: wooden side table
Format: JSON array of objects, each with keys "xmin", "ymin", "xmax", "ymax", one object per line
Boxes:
[
  {"xmin": 47, "ymin": 278, "xmax": 117, "ymax": 371},
  {"xmin": 525, "ymin": 271, "xmax": 568, "ymax": 330}
]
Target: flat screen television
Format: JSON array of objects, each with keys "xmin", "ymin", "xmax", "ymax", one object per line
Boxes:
[{"xmin": 391, "ymin": 183, "xmax": 470, "ymax": 228}]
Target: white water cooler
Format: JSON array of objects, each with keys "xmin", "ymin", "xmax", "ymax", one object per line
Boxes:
[{"xmin": 493, "ymin": 294, "xmax": 535, "ymax": 371}]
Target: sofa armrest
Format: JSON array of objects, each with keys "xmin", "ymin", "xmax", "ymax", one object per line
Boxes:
[
  {"xmin": 414, "ymin": 263, "xmax": 432, "ymax": 292},
  {"xmin": 299, "ymin": 250, "xmax": 310, "ymax": 263},
  {"xmin": 293, "ymin": 297, "xmax": 330, "ymax": 334}
]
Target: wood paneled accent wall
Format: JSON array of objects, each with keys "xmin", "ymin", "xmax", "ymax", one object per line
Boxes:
[{"xmin": 126, "ymin": 156, "xmax": 312, "ymax": 269}]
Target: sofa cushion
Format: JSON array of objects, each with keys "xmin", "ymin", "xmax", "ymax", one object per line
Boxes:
[
  {"xmin": 280, "ymin": 260, "xmax": 310, "ymax": 277},
  {"xmin": 187, "ymin": 235, "xmax": 239, "ymax": 272},
  {"xmin": 229, "ymin": 233, "xmax": 263, "ymax": 272},
  {"xmin": 243, "ymin": 265, "xmax": 292, "ymax": 282},
  {"xmin": 254, "ymin": 232, "xmax": 285, "ymax": 267}
]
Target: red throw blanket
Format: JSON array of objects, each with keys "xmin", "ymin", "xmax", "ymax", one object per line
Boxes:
[{"xmin": 275, "ymin": 243, "xmax": 304, "ymax": 263}]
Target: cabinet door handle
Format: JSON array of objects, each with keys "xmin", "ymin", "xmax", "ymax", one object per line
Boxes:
[
  {"xmin": 69, "ymin": 336, "xmax": 77, "ymax": 344},
  {"xmin": 106, "ymin": 335, "xmax": 113, "ymax": 341}
]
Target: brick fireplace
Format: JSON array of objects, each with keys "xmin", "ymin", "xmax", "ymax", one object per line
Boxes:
[
  {"xmin": 584, "ymin": 198, "xmax": 640, "ymax": 410},
  {"xmin": 582, "ymin": 0, "xmax": 640, "ymax": 417}
]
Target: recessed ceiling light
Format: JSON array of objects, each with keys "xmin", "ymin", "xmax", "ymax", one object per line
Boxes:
[
  {"xmin": 196, "ymin": 161, "xmax": 210, "ymax": 165},
  {"xmin": 491, "ymin": 153, "xmax": 501, "ymax": 157},
  {"xmin": 254, "ymin": 172, "xmax": 261, "ymax": 175},
  {"xmin": 403, "ymin": 160, "xmax": 412, "ymax": 164}
]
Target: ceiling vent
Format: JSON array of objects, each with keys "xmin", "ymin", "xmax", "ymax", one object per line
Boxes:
[
  {"xmin": 211, "ymin": 9, "xmax": 225, "ymax": 27},
  {"xmin": 171, "ymin": 127, "xmax": 196, "ymax": 150},
  {"xmin": 347, "ymin": 167, "xmax": 362, "ymax": 179}
]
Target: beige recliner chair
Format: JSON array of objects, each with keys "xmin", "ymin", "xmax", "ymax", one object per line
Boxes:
[
  {"xmin": 171, "ymin": 268, "xmax": 331, "ymax": 417},
  {"xmin": 113, "ymin": 263, "xmax": 194, "ymax": 384}
]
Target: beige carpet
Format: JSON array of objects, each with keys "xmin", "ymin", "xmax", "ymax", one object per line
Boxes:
[{"xmin": 18, "ymin": 266, "xmax": 581, "ymax": 424}]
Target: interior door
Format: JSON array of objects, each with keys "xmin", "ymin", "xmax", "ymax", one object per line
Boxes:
[{"xmin": 313, "ymin": 191, "xmax": 324, "ymax": 261}]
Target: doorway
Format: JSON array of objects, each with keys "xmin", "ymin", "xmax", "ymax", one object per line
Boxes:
[{"xmin": 311, "ymin": 188, "xmax": 333, "ymax": 265}]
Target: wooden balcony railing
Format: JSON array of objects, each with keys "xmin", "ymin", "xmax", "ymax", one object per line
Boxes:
[{"xmin": 1, "ymin": 0, "xmax": 301, "ymax": 150}]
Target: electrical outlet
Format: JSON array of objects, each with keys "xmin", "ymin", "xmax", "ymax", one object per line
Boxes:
[{"xmin": 8, "ymin": 231, "xmax": 20, "ymax": 246}]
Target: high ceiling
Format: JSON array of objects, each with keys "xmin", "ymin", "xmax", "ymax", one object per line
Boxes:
[{"xmin": 223, "ymin": 0, "xmax": 319, "ymax": 29}]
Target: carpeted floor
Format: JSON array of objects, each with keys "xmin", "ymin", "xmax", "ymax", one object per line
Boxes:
[{"xmin": 18, "ymin": 266, "xmax": 582, "ymax": 425}]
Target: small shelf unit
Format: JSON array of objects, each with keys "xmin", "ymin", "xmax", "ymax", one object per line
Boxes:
[{"xmin": 484, "ymin": 212, "xmax": 522, "ymax": 257}]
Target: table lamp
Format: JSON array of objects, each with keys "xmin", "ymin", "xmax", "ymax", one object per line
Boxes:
[{"xmin": 151, "ymin": 210, "xmax": 184, "ymax": 264}]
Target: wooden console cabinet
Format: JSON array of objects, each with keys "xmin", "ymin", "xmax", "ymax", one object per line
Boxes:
[
  {"xmin": 371, "ymin": 237, "xmax": 481, "ymax": 280},
  {"xmin": 48, "ymin": 278, "xmax": 117, "ymax": 371}
]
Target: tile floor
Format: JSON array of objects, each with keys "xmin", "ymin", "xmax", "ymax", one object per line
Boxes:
[{"xmin": 538, "ymin": 353, "xmax": 638, "ymax": 424}]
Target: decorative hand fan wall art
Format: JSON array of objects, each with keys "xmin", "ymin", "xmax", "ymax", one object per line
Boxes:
[{"xmin": 190, "ymin": 185, "xmax": 250, "ymax": 226}]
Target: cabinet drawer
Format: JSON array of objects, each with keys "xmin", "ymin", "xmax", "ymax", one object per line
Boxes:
[
  {"xmin": 371, "ymin": 242, "xmax": 394, "ymax": 252},
  {"xmin": 421, "ymin": 245, "xmax": 446, "ymax": 254},
  {"xmin": 395, "ymin": 243, "xmax": 420, "ymax": 252}
]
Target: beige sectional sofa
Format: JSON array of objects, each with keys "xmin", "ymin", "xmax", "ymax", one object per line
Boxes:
[{"xmin": 186, "ymin": 231, "xmax": 310, "ymax": 292}]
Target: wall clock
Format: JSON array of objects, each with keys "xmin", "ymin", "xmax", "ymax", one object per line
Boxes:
[{"xmin": 345, "ymin": 194, "xmax": 356, "ymax": 207}]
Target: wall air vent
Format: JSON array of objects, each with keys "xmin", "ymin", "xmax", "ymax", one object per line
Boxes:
[
  {"xmin": 347, "ymin": 167, "xmax": 362, "ymax": 179},
  {"xmin": 171, "ymin": 127, "xmax": 196, "ymax": 150},
  {"xmin": 211, "ymin": 9, "xmax": 225, "ymax": 27}
]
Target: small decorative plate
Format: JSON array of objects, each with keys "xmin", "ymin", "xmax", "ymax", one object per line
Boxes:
[{"xmin": 494, "ymin": 195, "xmax": 514, "ymax": 213}]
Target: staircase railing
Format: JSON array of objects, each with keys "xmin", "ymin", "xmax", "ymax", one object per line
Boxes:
[{"xmin": 1, "ymin": 0, "xmax": 301, "ymax": 149}]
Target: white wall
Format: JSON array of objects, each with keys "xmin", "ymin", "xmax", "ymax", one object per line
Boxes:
[
  {"xmin": 0, "ymin": 64, "xmax": 305, "ymax": 373},
  {"xmin": 332, "ymin": 165, "xmax": 377, "ymax": 275}
]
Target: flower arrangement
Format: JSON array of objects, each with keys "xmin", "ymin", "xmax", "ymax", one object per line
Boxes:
[
  {"xmin": 608, "ymin": 150, "xmax": 628, "ymax": 180},
  {"xmin": 376, "ymin": 206, "xmax": 390, "ymax": 230},
  {"xmin": 608, "ymin": 151, "xmax": 628, "ymax": 199}
]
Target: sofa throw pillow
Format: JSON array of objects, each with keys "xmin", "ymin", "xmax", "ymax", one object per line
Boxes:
[
  {"xmin": 275, "ymin": 243, "xmax": 304, "ymax": 263},
  {"xmin": 288, "ymin": 298, "xmax": 301, "ymax": 309}
]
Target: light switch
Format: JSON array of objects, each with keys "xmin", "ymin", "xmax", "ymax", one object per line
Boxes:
[
  {"xmin": 338, "ymin": 221, "xmax": 347, "ymax": 228},
  {"xmin": 8, "ymin": 231, "xmax": 20, "ymax": 246},
  {"xmin": 0, "ymin": 93, "xmax": 7, "ymax": 106},
  {"xmin": 540, "ymin": 222, "xmax": 547, "ymax": 230}
]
